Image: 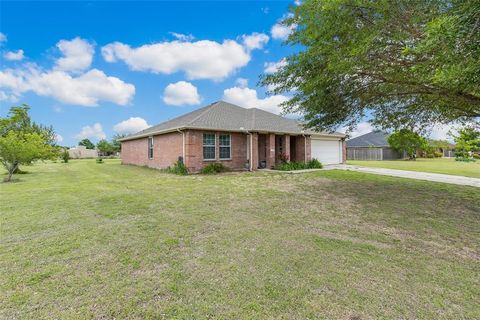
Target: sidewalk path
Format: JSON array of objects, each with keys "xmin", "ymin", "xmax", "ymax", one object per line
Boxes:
[{"xmin": 327, "ymin": 164, "xmax": 480, "ymax": 188}]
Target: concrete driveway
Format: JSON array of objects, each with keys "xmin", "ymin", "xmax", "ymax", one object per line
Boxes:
[{"xmin": 328, "ymin": 164, "xmax": 480, "ymax": 188}]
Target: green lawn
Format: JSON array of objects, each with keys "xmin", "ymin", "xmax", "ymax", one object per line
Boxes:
[
  {"xmin": 348, "ymin": 158, "xmax": 480, "ymax": 178},
  {"xmin": 1, "ymin": 160, "xmax": 479, "ymax": 319}
]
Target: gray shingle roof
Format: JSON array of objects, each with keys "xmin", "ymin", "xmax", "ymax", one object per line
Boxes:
[
  {"xmin": 346, "ymin": 131, "xmax": 390, "ymax": 147},
  {"xmin": 120, "ymin": 101, "xmax": 345, "ymax": 141}
]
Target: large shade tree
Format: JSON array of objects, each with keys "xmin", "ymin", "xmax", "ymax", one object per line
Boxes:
[{"xmin": 260, "ymin": 0, "xmax": 480, "ymax": 132}]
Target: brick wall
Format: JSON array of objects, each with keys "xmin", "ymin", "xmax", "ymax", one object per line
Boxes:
[
  {"xmin": 121, "ymin": 131, "xmax": 183, "ymax": 169},
  {"xmin": 266, "ymin": 133, "xmax": 276, "ymax": 169},
  {"xmin": 184, "ymin": 130, "xmax": 248, "ymax": 172},
  {"xmin": 294, "ymin": 136, "xmax": 312, "ymax": 163}
]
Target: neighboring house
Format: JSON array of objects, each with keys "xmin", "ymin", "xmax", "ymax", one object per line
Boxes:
[
  {"xmin": 120, "ymin": 101, "xmax": 346, "ymax": 172},
  {"xmin": 68, "ymin": 145, "xmax": 98, "ymax": 159},
  {"xmin": 346, "ymin": 131, "xmax": 403, "ymax": 160}
]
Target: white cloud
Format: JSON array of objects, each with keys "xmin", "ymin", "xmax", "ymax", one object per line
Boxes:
[
  {"xmin": 242, "ymin": 32, "xmax": 269, "ymax": 51},
  {"xmin": 55, "ymin": 37, "xmax": 94, "ymax": 73},
  {"xmin": 264, "ymin": 58, "xmax": 287, "ymax": 74},
  {"xmin": 294, "ymin": 0, "xmax": 302, "ymax": 5},
  {"xmin": 113, "ymin": 117, "xmax": 151, "ymax": 134},
  {"xmin": 55, "ymin": 134, "xmax": 63, "ymax": 143},
  {"xmin": 222, "ymin": 86, "xmax": 289, "ymax": 114},
  {"xmin": 101, "ymin": 36, "xmax": 260, "ymax": 81},
  {"xmin": 75, "ymin": 123, "xmax": 106, "ymax": 141},
  {"xmin": 0, "ymin": 65, "xmax": 135, "ymax": 106},
  {"xmin": 0, "ymin": 90, "xmax": 19, "ymax": 102},
  {"xmin": 428, "ymin": 123, "xmax": 460, "ymax": 142},
  {"xmin": 0, "ymin": 33, "xmax": 6, "ymax": 43},
  {"xmin": 341, "ymin": 122, "xmax": 374, "ymax": 139},
  {"xmin": 3, "ymin": 49, "xmax": 24, "ymax": 61},
  {"xmin": 271, "ymin": 15, "xmax": 296, "ymax": 41},
  {"xmin": 163, "ymin": 81, "xmax": 201, "ymax": 106},
  {"xmin": 235, "ymin": 78, "xmax": 248, "ymax": 88},
  {"xmin": 170, "ymin": 32, "xmax": 195, "ymax": 42}
]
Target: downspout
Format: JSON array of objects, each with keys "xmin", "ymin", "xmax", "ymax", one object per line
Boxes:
[
  {"xmin": 176, "ymin": 128, "xmax": 185, "ymax": 162},
  {"xmin": 302, "ymin": 131, "xmax": 307, "ymax": 164}
]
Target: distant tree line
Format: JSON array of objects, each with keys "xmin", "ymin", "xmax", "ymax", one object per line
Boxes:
[{"xmin": 77, "ymin": 134, "xmax": 125, "ymax": 156}]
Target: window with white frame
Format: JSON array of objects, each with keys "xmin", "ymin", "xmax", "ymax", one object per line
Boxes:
[
  {"xmin": 203, "ymin": 133, "xmax": 216, "ymax": 160},
  {"xmin": 219, "ymin": 134, "xmax": 231, "ymax": 159},
  {"xmin": 148, "ymin": 137, "xmax": 154, "ymax": 159}
]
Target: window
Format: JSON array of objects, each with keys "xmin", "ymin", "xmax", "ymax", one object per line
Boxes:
[
  {"xmin": 148, "ymin": 137, "xmax": 154, "ymax": 159},
  {"xmin": 203, "ymin": 133, "xmax": 216, "ymax": 160},
  {"xmin": 219, "ymin": 134, "xmax": 231, "ymax": 159}
]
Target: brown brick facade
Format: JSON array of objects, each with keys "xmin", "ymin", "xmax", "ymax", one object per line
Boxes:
[
  {"xmin": 184, "ymin": 130, "xmax": 248, "ymax": 172},
  {"xmin": 122, "ymin": 130, "xmax": 319, "ymax": 172},
  {"xmin": 121, "ymin": 131, "xmax": 183, "ymax": 169},
  {"xmin": 294, "ymin": 135, "xmax": 312, "ymax": 163}
]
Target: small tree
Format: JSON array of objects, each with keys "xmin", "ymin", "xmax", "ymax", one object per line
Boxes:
[
  {"xmin": 79, "ymin": 138, "xmax": 95, "ymax": 149},
  {"xmin": 0, "ymin": 105, "xmax": 58, "ymax": 181},
  {"xmin": 388, "ymin": 129, "xmax": 427, "ymax": 160},
  {"xmin": 96, "ymin": 139, "xmax": 114, "ymax": 156},
  {"xmin": 453, "ymin": 127, "xmax": 480, "ymax": 158},
  {"xmin": 61, "ymin": 148, "xmax": 70, "ymax": 163},
  {"xmin": 111, "ymin": 134, "xmax": 126, "ymax": 153},
  {"xmin": 0, "ymin": 131, "xmax": 55, "ymax": 182}
]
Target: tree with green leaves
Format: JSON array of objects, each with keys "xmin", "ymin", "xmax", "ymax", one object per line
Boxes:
[
  {"xmin": 96, "ymin": 139, "xmax": 114, "ymax": 156},
  {"xmin": 0, "ymin": 105, "xmax": 57, "ymax": 182},
  {"xmin": 79, "ymin": 138, "xmax": 95, "ymax": 149},
  {"xmin": 111, "ymin": 133, "xmax": 126, "ymax": 153},
  {"xmin": 453, "ymin": 127, "xmax": 480, "ymax": 158},
  {"xmin": 260, "ymin": 0, "xmax": 480, "ymax": 132},
  {"xmin": 388, "ymin": 129, "xmax": 427, "ymax": 160}
]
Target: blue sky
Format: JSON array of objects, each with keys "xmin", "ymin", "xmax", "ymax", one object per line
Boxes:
[
  {"xmin": 0, "ymin": 1, "xmax": 299, "ymax": 146},
  {"xmin": 0, "ymin": 1, "xmax": 456, "ymax": 144}
]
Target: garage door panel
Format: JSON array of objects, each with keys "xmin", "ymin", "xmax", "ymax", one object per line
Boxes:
[{"xmin": 311, "ymin": 139, "xmax": 342, "ymax": 165}]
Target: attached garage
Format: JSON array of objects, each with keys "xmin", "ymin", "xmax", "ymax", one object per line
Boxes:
[{"xmin": 310, "ymin": 137, "xmax": 343, "ymax": 165}]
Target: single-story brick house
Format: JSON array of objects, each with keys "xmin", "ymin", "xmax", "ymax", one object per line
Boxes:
[
  {"xmin": 346, "ymin": 131, "xmax": 404, "ymax": 160},
  {"xmin": 120, "ymin": 101, "xmax": 346, "ymax": 172}
]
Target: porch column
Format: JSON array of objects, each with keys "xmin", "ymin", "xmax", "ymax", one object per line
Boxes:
[
  {"xmin": 266, "ymin": 133, "xmax": 276, "ymax": 169},
  {"xmin": 250, "ymin": 133, "xmax": 259, "ymax": 170},
  {"xmin": 284, "ymin": 135, "xmax": 290, "ymax": 162}
]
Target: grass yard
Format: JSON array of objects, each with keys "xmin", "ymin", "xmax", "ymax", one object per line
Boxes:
[
  {"xmin": 348, "ymin": 157, "xmax": 480, "ymax": 178},
  {"xmin": 1, "ymin": 160, "xmax": 479, "ymax": 319}
]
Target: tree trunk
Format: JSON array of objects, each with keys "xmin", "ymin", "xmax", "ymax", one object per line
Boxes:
[{"xmin": 4, "ymin": 163, "xmax": 18, "ymax": 182}]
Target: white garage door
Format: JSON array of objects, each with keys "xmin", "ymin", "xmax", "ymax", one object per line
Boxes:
[{"xmin": 311, "ymin": 139, "xmax": 342, "ymax": 165}]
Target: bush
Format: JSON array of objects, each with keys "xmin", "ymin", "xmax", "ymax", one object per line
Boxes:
[
  {"xmin": 164, "ymin": 160, "xmax": 188, "ymax": 175},
  {"xmin": 96, "ymin": 158, "xmax": 104, "ymax": 164},
  {"xmin": 276, "ymin": 162, "xmax": 305, "ymax": 171},
  {"xmin": 275, "ymin": 159, "xmax": 323, "ymax": 171},
  {"xmin": 307, "ymin": 158, "xmax": 323, "ymax": 169},
  {"xmin": 61, "ymin": 148, "xmax": 70, "ymax": 163},
  {"xmin": 434, "ymin": 151, "xmax": 443, "ymax": 158},
  {"xmin": 455, "ymin": 157, "xmax": 476, "ymax": 162},
  {"xmin": 473, "ymin": 153, "xmax": 480, "ymax": 159},
  {"xmin": 200, "ymin": 163, "xmax": 228, "ymax": 174},
  {"xmin": 426, "ymin": 153, "xmax": 435, "ymax": 158}
]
